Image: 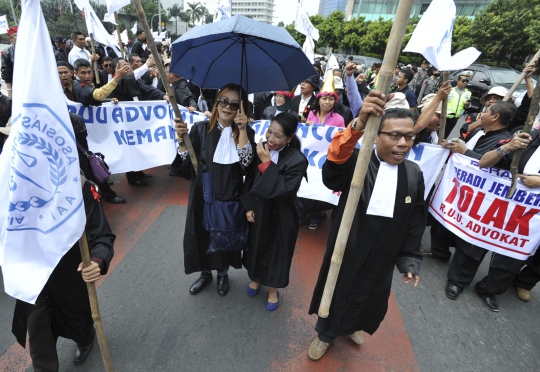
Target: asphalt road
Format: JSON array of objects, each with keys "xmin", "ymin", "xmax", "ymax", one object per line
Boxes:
[{"xmin": 0, "ymin": 119, "xmax": 539, "ymax": 371}]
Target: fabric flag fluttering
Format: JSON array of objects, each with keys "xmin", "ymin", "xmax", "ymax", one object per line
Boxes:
[
  {"xmin": 113, "ymin": 29, "xmax": 128, "ymax": 44},
  {"xmin": 76, "ymin": 0, "xmax": 122, "ymax": 56},
  {"xmin": 131, "ymin": 21, "xmax": 138, "ymax": 35},
  {"xmin": 302, "ymin": 37, "xmax": 315, "ymax": 64},
  {"xmin": 0, "ymin": 15, "xmax": 8, "ymax": 34},
  {"xmin": 214, "ymin": 0, "xmax": 232, "ymax": 23},
  {"xmin": 0, "ymin": 0, "xmax": 86, "ymax": 304},
  {"xmin": 403, "ymin": 0, "xmax": 480, "ymax": 71},
  {"xmin": 103, "ymin": 0, "xmax": 130, "ymax": 24},
  {"xmin": 295, "ymin": 4, "xmax": 319, "ymax": 42},
  {"xmin": 325, "ymin": 54, "xmax": 340, "ymax": 75}
]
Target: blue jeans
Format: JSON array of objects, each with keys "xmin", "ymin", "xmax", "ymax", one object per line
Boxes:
[{"xmin": 299, "ymin": 212, "xmax": 321, "ymax": 225}]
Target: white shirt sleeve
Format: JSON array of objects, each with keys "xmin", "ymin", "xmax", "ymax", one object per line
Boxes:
[{"xmin": 133, "ymin": 64, "xmax": 149, "ymax": 81}]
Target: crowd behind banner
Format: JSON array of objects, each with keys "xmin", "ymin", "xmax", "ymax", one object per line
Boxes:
[{"xmin": 1, "ymin": 1, "xmax": 540, "ymax": 368}]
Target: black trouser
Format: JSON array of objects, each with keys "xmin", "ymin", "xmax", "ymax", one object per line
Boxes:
[
  {"xmin": 445, "ymin": 117, "xmax": 459, "ymax": 138},
  {"xmin": 515, "ymin": 265, "xmax": 540, "ymax": 291},
  {"xmin": 476, "ymin": 267, "xmax": 517, "ymax": 297},
  {"xmin": 447, "ymin": 242, "xmax": 487, "ymax": 290},
  {"xmin": 430, "ymin": 219, "xmax": 455, "ymax": 261},
  {"xmin": 126, "ymin": 171, "xmax": 145, "ymax": 183},
  {"xmin": 27, "ymin": 295, "xmax": 59, "ymax": 372},
  {"xmin": 315, "ymin": 316, "xmax": 337, "ymax": 343},
  {"xmin": 97, "ymin": 180, "xmax": 117, "ymax": 199}
]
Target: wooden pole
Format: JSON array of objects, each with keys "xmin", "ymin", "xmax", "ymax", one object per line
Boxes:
[
  {"xmin": 89, "ymin": 34, "xmax": 101, "ymax": 84},
  {"xmin": 78, "ymin": 231, "xmax": 114, "ymax": 372},
  {"xmin": 114, "ymin": 12, "xmax": 126, "ymax": 59},
  {"xmin": 131, "ymin": 0, "xmax": 199, "ymax": 174},
  {"xmin": 506, "ymin": 79, "xmax": 540, "ymax": 198},
  {"xmin": 318, "ymin": 0, "xmax": 415, "ymax": 318},
  {"xmin": 438, "ymin": 71, "xmax": 450, "ymax": 143},
  {"xmin": 503, "ymin": 48, "xmax": 540, "ymax": 102}
]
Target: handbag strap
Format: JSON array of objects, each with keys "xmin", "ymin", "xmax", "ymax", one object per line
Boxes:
[{"xmin": 76, "ymin": 141, "xmax": 88, "ymax": 154}]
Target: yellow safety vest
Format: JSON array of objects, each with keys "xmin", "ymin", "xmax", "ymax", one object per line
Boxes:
[{"xmin": 447, "ymin": 87, "xmax": 472, "ymax": 118}]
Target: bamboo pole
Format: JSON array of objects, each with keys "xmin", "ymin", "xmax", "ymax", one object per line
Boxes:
[
  {"xmin": 114, "ymin": 12, "xmax": 126, "ymax": 59},
  {"xmin": 78, "ymin": 231, "xmax": 114, "ymax": 372},
  {"xmin": 506, "ymin": 79, "xmax": 540, "ymax": 198},
  {"xmin": 131, "ymin": 0, "xmax": 199, "ymax": 174},
  {"xmin": 438, "ymin": 71, "xmax": 450, "ymax": 143},
  {"xmin": 318, "ymin": 0, "xmax": 415, "ymax": 318},
  {"xmin": 89, "ymin": 34, "xmax": 100, "ymax": 84},
  {"xmin": 503, "ymin": 48, "xmax": 540, "ymax": 102}
]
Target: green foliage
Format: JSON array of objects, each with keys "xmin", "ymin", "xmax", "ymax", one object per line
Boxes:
[
  {"xmin": 316, "ymin": 10, "xmax": 345, "ymax": 50},
  {"xmin": 358, "ymin": 17, "xmax": 393, "ymax": 58},
  {"xmin": 451, "ymin": 16, "xmax": 474, "ymax": 54}
]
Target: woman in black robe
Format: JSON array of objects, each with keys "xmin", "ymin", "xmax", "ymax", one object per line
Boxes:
[
  {"xmin": 261, "ymin": 91, "xmax": 299, "ymax": 121},
  {"xmin": 241, "ymin": 113, "xmax": 308, "ymax": 311},
  {"xmin": 171, "ymin": 83, "xmax": 255, "ymax": 296}
]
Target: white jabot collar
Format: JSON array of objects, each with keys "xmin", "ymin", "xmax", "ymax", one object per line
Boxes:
[
  {"xmin": 213, "ymin": 123, "xmax": 239, "ymax": 164},
  {"xmin": 366, "ymin": 150, "xmax": 398, "ymax": 218}
]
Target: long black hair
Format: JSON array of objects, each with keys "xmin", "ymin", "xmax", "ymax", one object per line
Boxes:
[{"xmin": 271, "ymin": 112, "xmax": 301, "ymax": 150}]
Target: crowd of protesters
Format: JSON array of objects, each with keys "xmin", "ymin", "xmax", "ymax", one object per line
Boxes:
[{"xmin": 2, "ymin": 23, "xmax": 540, "ymax": 369}]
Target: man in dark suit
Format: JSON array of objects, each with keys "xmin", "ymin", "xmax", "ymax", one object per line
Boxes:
[
  {"xmin": 130, "ymin": 30, "xmax": 149, "ymax": 62},
  {"xmin": 291, "ymin": 75, "xmax": 319, "ymax": 123}
]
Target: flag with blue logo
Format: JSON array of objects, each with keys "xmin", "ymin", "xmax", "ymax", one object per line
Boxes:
[{"xmin": 0, "ymin": 0, "xmax": 86, "ymax": 304}]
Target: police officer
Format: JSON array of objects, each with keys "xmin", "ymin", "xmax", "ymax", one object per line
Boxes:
[{"xmin": 444, "ymin": 72, "xmax": 472, "ymax": 138}]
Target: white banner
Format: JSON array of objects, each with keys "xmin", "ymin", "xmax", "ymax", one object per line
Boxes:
[
  {"xmin": 0, "ymin": 15, "xmax": 8, "ymax": 34},
  {"xmin": 103, "ymin": 0, "xmax": 130, "ymax": 24},
  {"xmin": 429, "ymin": 154, "xmax": 540, "ymax": 260},
  {"xmin": 302, "ymin": 37, "xmax": 315, "ymax": 64},
  {"xmin": 131, "ymin": 21, "xmax": 138, "ymax": 36},
  {"xmin": 0, "ymin": 0, "xmax": 86, "ymax": 304},
  {"xmin": 295, "ymin": 5, "xmax": 319, "ymax": 42},
  {"xmin": 77, "ymin": 0, "xmax": 122, "ymax": 56},
  {"xmin": 403, "ymin": 0, "xmax": 481, "ymax": 71}
]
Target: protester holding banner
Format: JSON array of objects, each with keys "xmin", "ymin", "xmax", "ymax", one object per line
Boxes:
[
  {"xmin": 308, "ymin": 92, "xmax": 426, "ymax": 361},
  {"xmin": 171, "ymin": 83, "xmax": 255, "ymax": 297},
  {"xmin": 242, "ymin": 113, "xmax": 308, "ymax": 311},
  {"xmin": 261, "ymin": 91, "xmax": 298, "ymax": 121},
  {"xmin": 413, "ymin": 81, "xmax": 452, "ymax": 144},
  {"xmin": 477, "ymin": 130, "xmax": 540, "ymax": 304},
  {"xmin": 12, "ymin": 178, "xmax": 115, "ymax": 369}
]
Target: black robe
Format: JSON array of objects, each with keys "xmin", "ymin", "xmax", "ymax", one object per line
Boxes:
[
  {"xmin": 308, "ymin": 151, "xmax": 426, "ymax": 336},
  {"xmin": 170, "ymin": 121, "xmax": 256, "ymax": 274},
  {"xmin": 12, "ymin": 181, "xmax": 115, "ymax": 347},
  {"xmin": 241, "ymin": 145, "xmax": 308, "ymax": 288}
]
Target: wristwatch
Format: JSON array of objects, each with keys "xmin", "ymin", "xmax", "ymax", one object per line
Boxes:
[{"xmin": 497, "ymin": 146, "xmax": 509, "ymax": 156}]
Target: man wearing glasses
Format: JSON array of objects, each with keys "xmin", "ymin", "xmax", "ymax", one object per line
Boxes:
[
  {"xmin": 308, "ymin": 92, "xmax": 425, "ymax": 361},
  {"xmin": 444, "ymin": 72, "xmax": 472, "ymax": 138}
]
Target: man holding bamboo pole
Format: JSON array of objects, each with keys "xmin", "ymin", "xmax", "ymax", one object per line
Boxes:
[{"xmin": 307, "ymin": 92, "xmax": 426, "ymax": 361}]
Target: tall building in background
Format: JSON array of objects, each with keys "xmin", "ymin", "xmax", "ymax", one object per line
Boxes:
[
  {"xmin": 232, "ymin": 0, "xmax": 275, "ymax": 24},
  {"xmin": 318, "ymin": 0, "xmax": 348, "ymax": 17},
  {"xmin": 343, "ymin": 0, "xmax": 491, "ymax": 21}
]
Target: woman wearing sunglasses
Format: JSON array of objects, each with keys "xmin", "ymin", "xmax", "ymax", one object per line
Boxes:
[
  {"xmin": 241, "ymin": 113, "xmax": 308, "ymax": 311},
  {"xmin": 172, "ymin": 83, "xmax": 256, "ymax": 297}
]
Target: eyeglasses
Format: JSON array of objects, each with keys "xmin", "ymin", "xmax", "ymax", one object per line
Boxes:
[
  {"xmin": 217, "ymin": 97, "xmax": 240, "ymax": 111},
  {"xmin": 460, "ymin": 79, "xmax": 469, "ymax": 83},
  {"xmin": 378, "ymin": 131, "xmax": 416, "ymax": 142},
  {"xmin": 103, "ymin": 64, "xmax": 111, "ymax": 68}
]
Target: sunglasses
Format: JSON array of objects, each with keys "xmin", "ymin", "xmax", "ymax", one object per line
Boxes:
[
  {"xmin": 103, "ymin": 64, "xmax": 111, "ymax": 67},
  {"xmin": 460, "ymin": 79, "xmax": 469, "ymax": 83},
  {"xmin": 217, "ymin": 97, "xmax": 240, "ymax": 111}
]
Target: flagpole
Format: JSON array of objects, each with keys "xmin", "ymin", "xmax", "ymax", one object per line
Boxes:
[
  {"xmin": 114, "ymin": 12, "xmax": 126, "ymax": 58},
  {"xmin": 438, "ymin": 71, "xmax": 450, "ymax": 144},
  {"xmin": 132, "ymin": 0, "xmax": 199, "ymax": 174},
  {"xmin": 9, "ymin": 0, "xmax": 17, "ymax": 25},
  {"xmin": 78, "ymin": 231, "xmax": 114, "ymax": 372},
  {"xmin": 318, "ymin": 0, "xmax": 415, "ymax": 319},
  {"xmin": 502, "ymin": 48, "xmax": 540, "ymax": 102},
  {"xmin": 89, "ymin": 34, "xmax": 101, "ymax": 84}
]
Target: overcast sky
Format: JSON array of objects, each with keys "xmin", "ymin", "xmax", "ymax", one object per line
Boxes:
[{"xmin": 201, "ymin": 0, "xmax": 321, "ymax": 26}]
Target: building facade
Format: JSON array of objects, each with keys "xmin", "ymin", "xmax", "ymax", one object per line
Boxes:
[
  {"xmin": 318, "ymin": 0, "xmax": 348, "ymax": 17},
  {"xmin": 341, "ymin": 0, "xmax": 491, "ymax": 21},
  {"xmin": 231, "ymin": 0, "xmax": 275, "ymax": 24}
]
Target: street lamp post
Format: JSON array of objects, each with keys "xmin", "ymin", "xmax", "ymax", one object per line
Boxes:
[
  {"xmin": 158, "ymin": 0, "xmax": 161, "ymax": 35},
  {"xmin": 151, "ymin": 11, "xmax": 167, "ymax": 33}
]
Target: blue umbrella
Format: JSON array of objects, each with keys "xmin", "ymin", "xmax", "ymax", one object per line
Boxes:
[{"xmin": 170, "ymin": 15, "xmax": 317, "ymax": 93}]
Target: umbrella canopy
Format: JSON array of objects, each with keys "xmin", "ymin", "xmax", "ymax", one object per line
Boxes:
[{"xmin": 170, "ymin": 15, "xmax": 317, "ymax": 93}]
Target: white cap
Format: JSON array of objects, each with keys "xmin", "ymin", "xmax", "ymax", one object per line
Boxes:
[
  {"xmin": 386, "ymin": 92, "xmax": 410, "ymax": 110},
  {"xmin": 480, "ymin": 86, "xmax": 508, "ymax": 106}
]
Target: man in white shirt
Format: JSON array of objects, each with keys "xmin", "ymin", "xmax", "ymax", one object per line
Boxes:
[{"xmin": 68, "ymin": 31, "xmax": 99, "ymax": 66}]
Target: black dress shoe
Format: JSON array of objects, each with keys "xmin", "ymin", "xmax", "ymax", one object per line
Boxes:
[
  {"xmin": 104, "ymin": 195, "xmax": 127, "ymax": 204},
  {"xmin": 140, "ymin": 172, "xmax": 154, "ymax": 178},
  {"xmin": 445, "ymin": 282, "xmax": 462, "ymax": 300},
  {"xmin": 475, "ymin": 284, "xmax": 499, "ymax": 312},
  {"xmin": 128, "ymin": 180, "xmax": 149, "ymax": 186},
  {"xmin": 74, "ymin": 337, "xmax": 94, "ymax": 365},
  {"xmin": 420, "ymin": 247, "xmax": 449, "ymax": 263},
  {"xmin": 189, "ymin": 272, "xmax": 213, "ymax": 295},
  {"xmin": 217, "ymin": 274, "xmax": 229, "ymax": 296}
]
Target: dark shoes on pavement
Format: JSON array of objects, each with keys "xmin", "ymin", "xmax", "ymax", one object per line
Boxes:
[
  {"xmin": 189, "ymin": 272, "xmax": 213, "ymax": 295},
  {"xmin": 217, "ymin": 274, "xmax": 229, "ymax": 296},
  {"xmin": 128, "ymin": 180, "xmax": 149, "ymax": 186},
  {"xmin": 104, "ymin": 195, "xmax": 126, "ymax": 204},
  {"xmin": 445, "ymin": 282, "xmax": 462, "ymax": 300},
  {"xmin": 420, "ymin": 247, "xmax": 449, "ymax": 263},
  {"xmin": 74, "ymin": 330, "xmax": 95, "ymax": 365},
  {"xmin": 475, "ymin": 283, "xmax": 499, "ymax": 312}
]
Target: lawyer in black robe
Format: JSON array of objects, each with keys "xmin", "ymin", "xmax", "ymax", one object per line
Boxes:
[{"xmin": 241, "ymin": 113, "xmax": 308, "ymax": 293}]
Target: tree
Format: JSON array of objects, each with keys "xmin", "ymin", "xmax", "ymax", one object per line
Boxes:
[
  {"xmin": 340, "ymin": 16, "xmax": 368, "ymax": 52},
  {"xmin": 168, "ymin": 4, "xmax": 182, "ymax": 18},
  {"xmin": 316, "ymin": 11, "xmax": 344, "ymax": 50},
  {"xmin": 284, "ymin": 22, "xmax": 305, "ymax": 45},
  {"xmin": 277, "ymin": 21, "xmax": 284, "ymax": 27},
  {"xmin": 358, "ymin": 17, "xmax": 393, "ymax": 58},
  {"xmin": 185, "ymin": 1, "xmax": 203, "ymax": 26},
  {"xmin": 451, "ymin": 16, "xmax": 474, "ymax": 54}
]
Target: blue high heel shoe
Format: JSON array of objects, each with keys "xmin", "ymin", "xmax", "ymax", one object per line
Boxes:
[
  {"xmin": 266, "ymin": 291, "xmax": 280, "ymax": 311},
  {"xmin": 247, "ymin": 284, "xmax": 259, "ymax": 297}
]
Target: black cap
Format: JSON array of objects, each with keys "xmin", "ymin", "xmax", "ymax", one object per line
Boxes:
[
  {"xmin": 53, "ymin": 36, "xmax": 63, "ymax": 43},
  {"xmin": 304, "ymin": 75, "xmax": 321, "ymax": 91},
  {"xmin": 57, "ymin": 61, "xmax": 74, "ymax": 70},
  {"xmin": 374, "ymin": 62, "xmax": 382, "ymax": 68}
]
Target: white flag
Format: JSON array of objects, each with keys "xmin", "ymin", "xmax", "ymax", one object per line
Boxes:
[
  {"xmin": 0, "ymin": 15, "xmax": 8, "ymax": 34},
  {"xmin": 302, "ymin": 37, "xmax": 315, "ymax": 64},
  {"xmin": 325, "ymin": 54, "xmax": 340, "ymax": 74},
  {"xmin": 131, "ymin": 21, "xmax": 138, "ymax": 36},
  {"xmin": 0, "ymin": 0, "xmax": 86, "ymax": 304},
  {"xmin": 103, "ymin": 0, "xmax": 130, "ymax": 24},
  {"xmin": 112, "ymin": 29, "xmax": 128, "ymax": 44},
  {"xmin": 77, "ymin": 0, "xmax": 122, "ymax": 56},
  {"xmin": 214, "ymin": 0, "xmax": 232, "ymax": 23},
  {"xmin": 295, "ymin": 5, "xmax": 319, "ymax": 42},
  {"xmin": 403, "ymin": 0, "xmax": 480, "ymax": 71}
]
